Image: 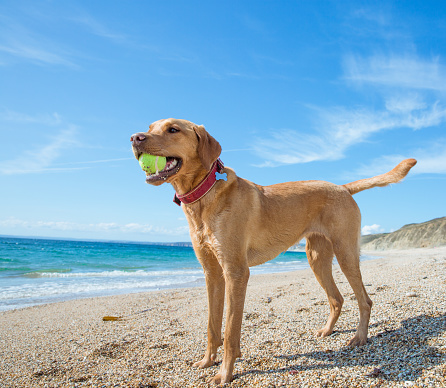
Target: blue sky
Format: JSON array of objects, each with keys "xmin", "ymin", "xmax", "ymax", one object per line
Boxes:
[{"xmin": 0, "ymin": 0, "xmax": 445, "ymax": 242}]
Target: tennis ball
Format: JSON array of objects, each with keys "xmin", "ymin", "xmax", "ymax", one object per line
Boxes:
[{"xmin": 138, "ymin": 154, "xmax": 167, "ymax": 174}]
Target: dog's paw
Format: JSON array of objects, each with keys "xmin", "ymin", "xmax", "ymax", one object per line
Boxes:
[
  {"xmin": 347, "ymin": 334, "xmax": 367, "ymax": 347},
  {"xmin": 193, "ymin": 357, "xmax": 215, "ymax": 369},
  {"xmin": 211, "ymin": 372, "xmax": 233, "ymax": 385},
  {"xmin": 315, "ymin": 327, "xmax": 333, "ymax": 338}
]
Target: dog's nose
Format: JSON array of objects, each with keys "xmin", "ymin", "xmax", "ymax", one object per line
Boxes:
[{"xmin": 130, "ymin": 133, "xmax": 146, "ymax": 145}]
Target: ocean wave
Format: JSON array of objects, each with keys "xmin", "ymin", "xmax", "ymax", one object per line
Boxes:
[
  {"xmin": 262, "ymin": 260, "xmax": 308, "ymax": 266},
  {"xmin": 0, "ymin": 275, "xmax": 204, "ymax": 301},
  {"xmin": 23, "ymin": 268, "xmax": 203, "ymax": 278}
]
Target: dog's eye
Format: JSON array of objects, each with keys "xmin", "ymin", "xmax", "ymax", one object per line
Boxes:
[{"xmin": 168, "ymin": 127, "xmax": 179, "ymax": 134}]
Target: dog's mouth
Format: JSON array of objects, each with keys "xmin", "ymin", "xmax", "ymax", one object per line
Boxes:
[{"xmin": 144, "ymin": 156, "xmax": 182, "ymax": 183}]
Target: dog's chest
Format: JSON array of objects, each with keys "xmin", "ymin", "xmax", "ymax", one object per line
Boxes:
[{"xmin": 184, "ymin": 209, "xmax": 222, "ymax": 256}]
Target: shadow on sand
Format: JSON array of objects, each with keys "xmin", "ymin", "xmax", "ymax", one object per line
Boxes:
[{"xmin": 239, "ymin": 312, "xmax": 445, "ymax": 383}]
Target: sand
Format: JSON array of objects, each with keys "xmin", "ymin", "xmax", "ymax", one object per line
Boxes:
[{"xmin": 0, "ymin": 247, "xmax": 445, "ymax": 387}]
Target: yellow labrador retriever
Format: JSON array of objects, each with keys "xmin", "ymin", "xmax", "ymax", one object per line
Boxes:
[{"xmin": 131, "ymin": 118, "xmax": 416, "ymax": 384}]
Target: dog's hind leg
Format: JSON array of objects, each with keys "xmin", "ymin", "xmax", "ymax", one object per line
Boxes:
[
  {"xmin": 306, "ymin": 233, "xmax": 344, "ymax": 338},
  {"xmin": 333, "ymin": 240, "xmax": 372, "ymax": 347}
]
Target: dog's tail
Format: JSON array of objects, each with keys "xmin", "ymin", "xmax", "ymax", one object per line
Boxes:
[{"xmin": 343, "ymin": 158, "xmax": 417, "ymax": 195}]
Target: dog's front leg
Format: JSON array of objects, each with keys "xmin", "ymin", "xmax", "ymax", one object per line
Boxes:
[
  {"xmin": 212, "ymin": 265, "xmax": 250, "ymax": 385},
  {"xmin": 193, "ymin": 257, "xmax": 225, "ymax": 369}
]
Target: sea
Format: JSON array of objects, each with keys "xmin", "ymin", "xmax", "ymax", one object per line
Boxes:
[{"xmin": 0, "ymin": 236, "xmax": 310, "ymax": 312}]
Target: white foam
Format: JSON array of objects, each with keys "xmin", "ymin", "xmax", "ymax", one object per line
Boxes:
[
  {"xmin": 24, "ymin": 269, "xmax": 203, "ymax": 278},
  {"xmin": 0, "ymin": 274, "xmax": 203, "ymax": 301}
]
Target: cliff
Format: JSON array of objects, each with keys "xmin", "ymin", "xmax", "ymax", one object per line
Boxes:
[{"xmin": 361, "ymin": 217, "xmax": 446, "ymax": 250}]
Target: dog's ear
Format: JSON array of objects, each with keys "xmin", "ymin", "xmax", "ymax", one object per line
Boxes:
[{"xmin": 194, "ymin": 125, "xmax": 222, "ymax": 170}]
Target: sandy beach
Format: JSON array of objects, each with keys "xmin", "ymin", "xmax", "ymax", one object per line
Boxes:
[{"xmin": 1, "ymin": 247, "xmax": 445, "ymax": 387}]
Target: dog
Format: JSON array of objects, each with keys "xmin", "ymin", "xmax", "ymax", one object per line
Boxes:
[{"xmin": 131, "ymin": 118, "xmax": 417, "ymax": 384}]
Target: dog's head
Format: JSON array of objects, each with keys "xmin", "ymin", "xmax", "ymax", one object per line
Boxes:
[{"xmin": 131, "ymin": 118, "xmax": 221, "ymax": 186}]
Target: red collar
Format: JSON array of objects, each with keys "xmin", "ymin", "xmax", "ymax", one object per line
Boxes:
[{"xmin": 173, "ymin": 159, "xmax": 225, "ymax": 206}]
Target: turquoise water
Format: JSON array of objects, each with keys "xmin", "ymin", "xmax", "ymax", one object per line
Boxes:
[{"xmin": 0, "ymin": 236, "xmax": 309, "ymax": 311}]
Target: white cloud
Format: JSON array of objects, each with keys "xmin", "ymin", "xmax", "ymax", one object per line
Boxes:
[
  {"xmin": 0, "ymin": 42, "xmax": 77, "ymax": 68},
  {"xmin": 0, "ymin": 110, "xmax": 83, "ymax": 175},
  {"xmin": 71, "ymin": 15, "xmax": 128, "ymax": 44},
  {"xmin": 53, "ymin": 157, "xmax": 134, "ymax": 166},
  {"xmin": 343, "ymin": 54, "xmax": 446, "ymax": 91},
  {"xmin": 0, "ymin": 217, "xmax": 189, "ymax": 236},
  {"xmin": 253, "ymin": 129, "xmax": 339, "ymax": 165},
  {"xmin": 0, "ymin": 8, "xmax": 114, "ymax": 68},
  {"xmin": 362, "ymin": 224, "xmax": 385, "ymax": 235},
  {"xmin": 351, "ymin": 8, "xmax": 391, "ymax": 26},
  {"xmin": 0, "ymin": 110, "xmax": 135, "ymax": 174},
  {"xmin": 0, "ymin": 110, "xmax": 62, "ymax": 126},
  {"xmin": 384, "ymin": 93, "xmax": 427, "ymax": 113},
  {"xmin": 0, "ymin": 126, "xmax": 80, "ymax": 175},
  {"xmin": 253, "ymin": 101, "xmax": 446, "ymax": 167},
  {"xmin": 414, "ymin": 150, "xmax": 446, "ymax": 174},
  {"xmin": 253, "ymin": 53, "xmax": 446, "ymax": 168},
  {"xmin": 346, "ymin": 140, "xmax": 446, "ymax": 179},
  {"xmin": 0, "ymin": 14, "xmax": 78, "ymax": 68}
]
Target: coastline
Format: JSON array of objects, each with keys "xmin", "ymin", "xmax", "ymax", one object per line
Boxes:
[
  {"xmin": 0, "ymin": 236, "xmax": 309, "ymax": 313},
  {"xmin": 1, "ymin": 247, "xmax": 445, "ymax": 387}
]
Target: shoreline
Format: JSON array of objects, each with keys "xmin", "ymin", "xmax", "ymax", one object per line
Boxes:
[
  {"xmin": 0, "ymin": 235, "xmax": 311, "ymax": 313},
  {"xmin": 1, "ymin": 247, "xmax": 445, "ymax": 387},
  {"xmin": 1, "ymin": 249, "xmax": 378, "ymax": 314}
]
